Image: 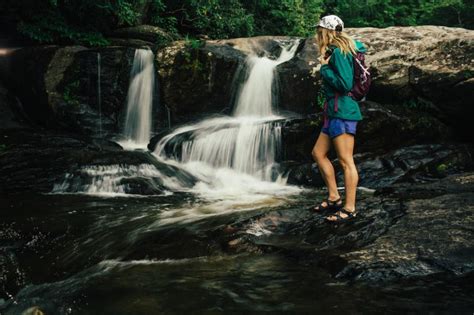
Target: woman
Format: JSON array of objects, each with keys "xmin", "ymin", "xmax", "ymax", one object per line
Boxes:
[{"xmin": 311, "ymin": 15, "xmax": 366, "ymax": 222}]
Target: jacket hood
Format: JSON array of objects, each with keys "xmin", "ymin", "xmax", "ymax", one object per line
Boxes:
[{"xmin": 354, "ymin": 39, "xmax": 367, "ymax": 53}]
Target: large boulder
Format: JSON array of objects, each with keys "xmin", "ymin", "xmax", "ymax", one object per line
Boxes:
[
  {"xmin": 346, "ymin": 26, "xmax": 474, "ymax": 139},
  {"xmin": 109, "ymin": 25, "xmax": 174, "ymax": 48},
  {"xmin": 0, "ymin": 129, "xmax": 197, "ymax": 194},
  {"xmin": 157, "ymin": 26, "xmax": 473, "ymax": 137},
  {"xmin": 285, "ymin": 143, "xmax": 474, "ymax": 188},
  {"xmin": 279, "ymin": 100, "xmax": 452, "ymax": 164},
  {"xmin": 0, "ymin": 82, "xmax": 29, "ymax": 130},
  {"xmin": 1, "ymin": 26, "xmax": 472, "ymax": 143},
  {"xmin": 156, "ymin": 39, "xmax": 247, "ymax": 124},
  {"xmin": 0, "ymin": 45, "xmax": 160, "ymax": 137}
]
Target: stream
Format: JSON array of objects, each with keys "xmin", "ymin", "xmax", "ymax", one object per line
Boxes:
[{"xmin": 2, "ymin": 191, "xmax": 473, "ymax": 314}]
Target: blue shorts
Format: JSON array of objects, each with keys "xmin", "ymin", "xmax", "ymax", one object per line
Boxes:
[{"xmin": 321, "ymin": 118, "xmax": 358, "ymax": 139}]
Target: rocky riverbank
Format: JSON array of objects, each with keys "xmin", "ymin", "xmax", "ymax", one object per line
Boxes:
[{"xmin": 0, "ymin": 25, "xmax": 473, "ymax": 313}]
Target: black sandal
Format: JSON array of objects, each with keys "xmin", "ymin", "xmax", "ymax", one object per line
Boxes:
[
  {"xmin": 313, "ymin": 197, "xmax": 343, "ymax": 212},
  {"xmin": 325, "ymin": 207, "xmax": 357, "ymax": 222}
]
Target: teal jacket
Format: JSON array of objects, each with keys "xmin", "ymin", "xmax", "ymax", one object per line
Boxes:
[{"xmin": 320, "ymin": 40, "xmax": 367, "ymax": 121}]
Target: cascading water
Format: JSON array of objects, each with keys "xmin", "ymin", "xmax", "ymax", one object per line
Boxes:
[
  {"xmin": 120, "ymin": 49, "xmax": 155, "ymax": 149},
  {"xmin": 53, "ymin": 40, "xmax": 301, "ymax": 213},
  {"xmin": 97, "ymin": 53, "xmax": 102, "ymax": 139},
  {"xmin": 154, "ymin": 40, "xmax": 300, "ymax": 183}
]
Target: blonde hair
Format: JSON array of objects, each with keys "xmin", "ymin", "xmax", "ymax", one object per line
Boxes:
[{"xmin": 316, "ymin": 27, "xmax": 356, "ymax": 57}]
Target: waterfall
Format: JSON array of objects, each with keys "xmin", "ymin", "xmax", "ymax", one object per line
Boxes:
[
  {"xmin": 233, "ymin": 42, "xmax": 299, "ymax": 117},
  {"xmin": 97, "ymin": 53, "xmax": 102, "ymax": 139},
  {"xmin": 154, "ymin": 40, "xmax": 300, "ymax": 182},
  {"xmin": 120, "ymin": 49, "xmax": 155, "ymax": 149},
  {"xmin": 53, "ymin": 40, "xmax": 302, "ymax": 202}
]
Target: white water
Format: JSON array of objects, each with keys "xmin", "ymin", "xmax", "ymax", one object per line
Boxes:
[
  {"xmin": 154, "ymin": 40, "xmax": 300, "ymax": 183},
  {"xmin": 97, "ymin": 53, "xmax": 102, "ymax": 139},
  {"xmin": 120, "ymin": 49, "xmax": 155, "ymax": 149},
  {"xmin": 52, "ymin": 164, "xmax": 181, "ymax": 197},
  {"xmin": 52, "ymin": 40, "xmax": 303, "ymax": 220}
]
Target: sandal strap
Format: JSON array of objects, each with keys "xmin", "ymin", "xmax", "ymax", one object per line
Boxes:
[
  {"xmin": 314, "ymin": 199, "xmax": 330, "ymax": 211},
  {"xmin": 338, "ymin": 208, "xmax": 357, "ymax": 218},
  {"xmin": 327, "ymin": 197, "xmax": 342, "ymax": 205},
  {"xmin": 326, "ymin": 208, "xmax": 357, "ymax": 222}
]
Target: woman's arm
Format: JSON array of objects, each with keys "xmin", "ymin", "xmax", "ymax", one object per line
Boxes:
[{"xmin": 320, "ymin": 48, "xmax": 354, "ymax": 94}]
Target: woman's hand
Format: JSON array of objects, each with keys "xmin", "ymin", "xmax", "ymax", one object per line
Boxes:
[{"xmin": 319, "ymin": 55, "xmax": 331, "ymax": 65}]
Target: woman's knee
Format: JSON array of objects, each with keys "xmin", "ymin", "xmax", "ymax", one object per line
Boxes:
[
  {"xmin": 338, "ymin": 157, "xmax": 356, "ymax": 170},
  {"xmin": 311, "ymin": 148, "xmax": 326, "ymax": 162}
]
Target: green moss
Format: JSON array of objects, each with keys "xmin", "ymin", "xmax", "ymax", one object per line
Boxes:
[
  {"xmin": 184, "ymin": 36, "xmax": 205, "ymax": 50},
  {"xmin": 416, "ymin": 116, "xmax": 434, "ymax": 128},
  {"xmin": 436, "ymin": 163, "xmax": 447, "ymax": 172},
  {"xmin": 403, "ymin": 97, "xmax": 432, "ymax": 111},
  {"xmin": 316, "ymin": 90, "xmax": 325, "ymax": 110},
  {"xmin": 181, "ymin": 36, "xmax": 206, "ymax": 77},
  {"xmin": 63, "ymin": 80, "xmax": 80, "ymax": 106},
  {"xmin": 461, "ymin": 69, "xmax": 474, "ymax": 79}
]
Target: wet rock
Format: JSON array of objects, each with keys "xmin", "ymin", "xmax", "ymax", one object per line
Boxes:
[
  {"xmin": 157, "ymin": 26, "xmax": 472, "ymax": 137},
  {"xmin": 279, "ymin": 100, "xmax": 452, "ymax": 165},
  {"xmin": 337, "ymin": 173, "xmax": 474, "ymax": 283},
  {"xmin": 1, "ymin": 45, "xmax": 161, "ymax": 138},
  {"xmin": 276, "ymin": 37, "xmax": 320, "ymax": 115},
  {"xmin": 109, "ymin": 25, "xmax": 174, "ymax": 47},
  {"xmin": 220, "ymin": 190, "xmax": 405, "ymax": 256},
  {"xmin": 218, "ymin": 171, "xmax": 474, "ymax": 285},
  {"xmin": 285, "ymin": 143, "xmax": 474, "ymax": 188},
  {"xmin": 356, "ymin": 143, "xmax": 474, "ymax": 188},
  {"xmin": 156, "ymin": 40, "xmax": 246, "ymax": 124},
  {"xmin": 0, "ymin": 129, "xmax": 196, "ymax": 194},
  {"xmin": 0, "ymin": 83, "xmax": 29, "ymax": 130},
  {"xmin": 2, "ymin": 26, "xmax": 471, "ymax": 141}
]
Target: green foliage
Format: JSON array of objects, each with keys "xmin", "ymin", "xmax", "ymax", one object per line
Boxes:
[
  {"xmin": 2, "ymin": 0, "xmax": 145, "ymax": 46},
  {"xmin": 2, "ymin": 0, "xmax": 472, "ymax": 46},
  {"xmin": 242, "ymin": 0, "xmax": 323, "ymax": 36},
  {"xmin": 184, "ymin": 36, "xmax": 205, "ymax": 50},
  {"xmin": 0, "ymin": 144, "xmax": 7, "ymax": 152},
  {"xmin": 316, "ymin": 89, "xmax": 326, "ymax": 110},
  {"xmin": 149, "ymin": 0, "xmax": 179, "ymax": 38},
  {"xmin": 182, "ymin": 36, "xmax": 206, "ymax": 77},
  {"xmin": 166, "ymin": 0, "xmax": 255, "ymax": 39},
  {"xmin": 403, "ymin": 97, "xmax": 433, "ymax": 112},
  {"xmin": 436, "ymin": 163, "xmax": 448, "ymax": 173},
  {"xmin": 323, "ymin": 0, "xmax": 473, "ymax": 29},
  {"xmin": 63, "ymin": 80, "xmax": 81, "ymax": 106}
]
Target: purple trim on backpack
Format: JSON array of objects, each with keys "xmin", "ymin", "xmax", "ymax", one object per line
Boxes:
[{"xmin": 350, "ymin": 52, "xmax": 371, "ymax": 101}]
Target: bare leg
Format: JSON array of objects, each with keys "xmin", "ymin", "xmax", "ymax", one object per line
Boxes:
[
  {"xmin": 311, "ymin": 132, "xmax": 341, "ymax": 206},
  {"xmin": 327, "ymin": 133, "xmax": 358, "ymax": 220}
]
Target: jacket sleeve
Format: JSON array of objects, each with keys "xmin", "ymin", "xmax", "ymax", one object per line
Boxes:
[{"xmin": 320, "ymin": 48, "xmax": 354, "ymax": 94}]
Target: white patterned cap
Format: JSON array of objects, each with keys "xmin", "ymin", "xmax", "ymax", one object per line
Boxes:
[{"xmin": 316, "ymin": 15, "xmax": 344, "ymax": 32}]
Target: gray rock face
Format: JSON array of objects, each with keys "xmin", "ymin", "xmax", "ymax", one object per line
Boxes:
[
  {"xmin": 110, "ymin": 25, "xmax": 172, "ymax": 44},
  {"xmin": 155, "ymin": 39, "xmax": 246, "ymax": 124},
  {"xmin": 346, "ymin": 26, "xmax": 474, "ymax": 138},
  {"xmin": 337, "ymin": 173, "xmax": 474, "ymax": 283},
  {"xmin": 0, "ymin": 83, "xmax": 28, "ymax": 130},
  {"xmin": 218, "ymin": 171, "xmax": 474, "ymax": 285},
  {"xmin": 157, "ymin": 26, "xmax": 473, "ymax": 137},
  {"xmin": 2, "ymin": 45, "xmax": 138, "ymax": 137},
  {"xmin": 1, "ymin": 26, "xmax": 471, "ymax": 141}
]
